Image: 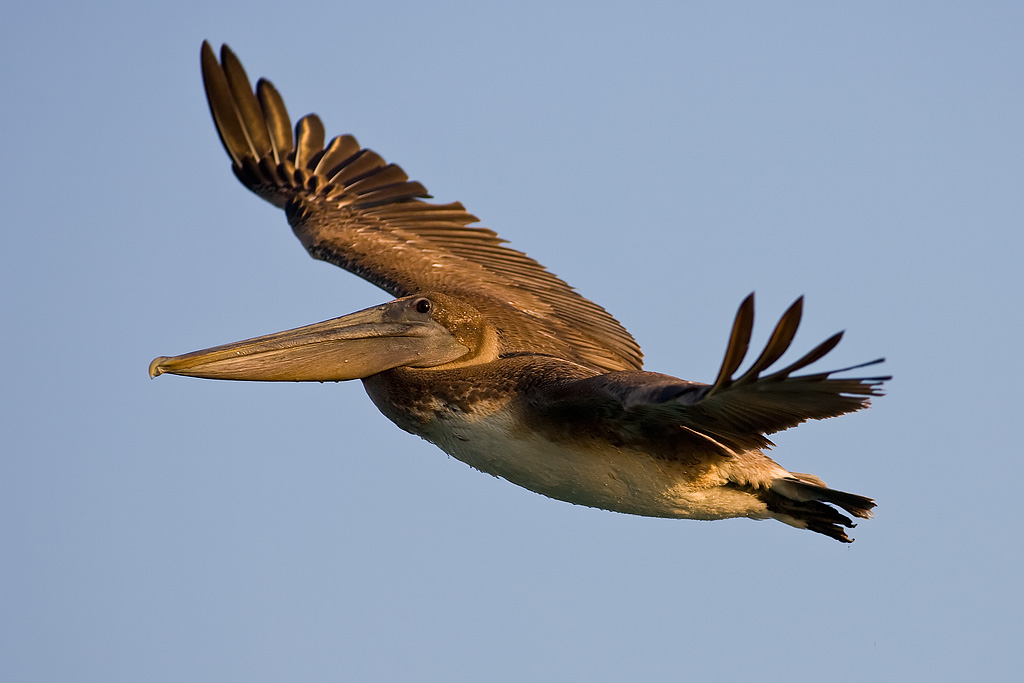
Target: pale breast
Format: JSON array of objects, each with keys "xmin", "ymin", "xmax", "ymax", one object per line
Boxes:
[
  {"xmin": 415, "ymin": 400, "xmax": 772, "ymax": 521},
  {"xmin": 361, "ymin": 365, "xmax": 779, "ymax": 520}
]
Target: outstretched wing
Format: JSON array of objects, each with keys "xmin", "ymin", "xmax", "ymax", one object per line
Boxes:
[
  {"xmin": 199, "ymin": 42, "xmax": 643, "ymax": 373},
  {"xmin": 537, "ymin": 294, "xmax": 888, "ymax": 456}
]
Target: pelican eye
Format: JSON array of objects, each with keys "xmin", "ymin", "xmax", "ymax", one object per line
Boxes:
[{"xmin": 414, "ymin": 298, "xmax": 432, "ymax": 314}]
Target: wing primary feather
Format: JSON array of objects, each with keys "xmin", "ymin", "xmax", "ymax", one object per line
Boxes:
[
  {"xmin": 200, "ymin": 41, "xmax": 248, "ymax": 167},
  {"xmin": 794, "ymin": 356, "xmax": 892, "ymax": 387},
  {"xmin": 734, "ymin": 296, "xmax": 803, "ymax": 385},
  {"xmin": 218, "ymin": 45, "xmax": 273, "ymax": 161},
  {"xmin": 710, "ymin": 293, "xmax": 755, "ymax": 392},
  {"xmin": 314, "ymin": 135, "xmax": 360, "ymax": 177},
  {"xmin": 255, "ymin": 79, "xmax": 293, "ymax": 162},
  {"xmin": 347, "ymin": 164, "xmax": 411, "ymax": 192},
  {"xmin": 764, "ymin": 331, "xmax": 845, "ymax": 380},
  {"xmin": 355, "ymin": 182, "xmax": 430, "ymax": 208},
  {"xmin": 828, "ymin": 357, "xmax": 887, "ymax": 375},
  {"xmin": 294, "ymin": 114, "xmax": 326, "ymax": 170},
  {"xmin": 327, "ymin": 149, "xmax": 387, "ymax": 185}
]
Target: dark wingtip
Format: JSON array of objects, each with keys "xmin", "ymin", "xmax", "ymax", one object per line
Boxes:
[
  {"xmin": 219, "ymin": 43, "xmax": 238, "ymax": 66},
  {"xmin": 710, "ymin": 293, "xmax": 755, "ymax": 392},
  {"xmin": 734, "ymin": 294, "xmax": 805, "ymax": 385}
]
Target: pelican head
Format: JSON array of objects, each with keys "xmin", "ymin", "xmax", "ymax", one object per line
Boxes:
[{"xmin": 149, "ymin": 292, "xmax": 497, "ymax": 382}]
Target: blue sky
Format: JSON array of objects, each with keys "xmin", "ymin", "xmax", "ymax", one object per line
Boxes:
[{"xmin": 2, "ymin": 2, "xmax": 1021, "ymax": 680}]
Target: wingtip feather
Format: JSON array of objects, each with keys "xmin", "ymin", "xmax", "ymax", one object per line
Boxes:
[{"xmin": 711, "ymin": 293, "xmax": 755, "ymax": 392}]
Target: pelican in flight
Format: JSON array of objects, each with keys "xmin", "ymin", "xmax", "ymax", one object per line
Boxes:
[{"xmin": 151, "ymin": 43, "xmax": 888, "ymax": 542}]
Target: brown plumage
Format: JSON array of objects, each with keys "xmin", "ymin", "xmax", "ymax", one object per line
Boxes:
[
  {"xmin": 150, "ymin": 43, "xmax": 889, "ymax": 542},
  {"xmin": 201, "ymin": 42, "xmax": 642, "ymax": 374}
]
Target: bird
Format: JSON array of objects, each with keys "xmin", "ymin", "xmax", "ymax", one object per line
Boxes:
[{"xmin": 150, "ymin": 42, "xmax": 889, "ymax": 542}]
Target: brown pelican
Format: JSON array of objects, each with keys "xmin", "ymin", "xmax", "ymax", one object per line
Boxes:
[{"xmin": 151, "ymin": 42, "xmax": 888, "ymax": 542}]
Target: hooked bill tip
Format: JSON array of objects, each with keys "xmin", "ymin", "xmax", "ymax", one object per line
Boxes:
[{"xmin": 149, "ymin": 357, "xmax": 170, "ymax": 379}]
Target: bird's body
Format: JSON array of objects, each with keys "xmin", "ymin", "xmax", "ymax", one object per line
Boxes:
[
  {"xmin": 365, "ymin": 358, "xmax": 780, "ymax": 520},
  {"xmin": 151, "ymin": 43, "xmax": 888, "ymax": 542}
]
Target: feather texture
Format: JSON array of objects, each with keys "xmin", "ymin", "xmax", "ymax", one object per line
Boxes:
[
  {"xmin": 535, "ymin": 294, "xmax": 888, "ymax": 456},
  {"xmin": 199, "ymin": 42, "xmax": 643, "ymax": 373}
]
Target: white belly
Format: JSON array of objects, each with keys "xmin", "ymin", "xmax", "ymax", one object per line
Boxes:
[{"xmin": 417, "ymin": 402, "xmax": 773, "ymax": 521}]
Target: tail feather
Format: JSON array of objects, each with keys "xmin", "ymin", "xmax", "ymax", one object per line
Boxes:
[{"xmin": 765, "ymin": 477, "xmax": 876, "ymax": 543}]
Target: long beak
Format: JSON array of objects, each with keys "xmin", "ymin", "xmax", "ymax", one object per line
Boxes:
[{"xmin": 149, "ymin": 305, "xmax": 469, "ymax": 381}]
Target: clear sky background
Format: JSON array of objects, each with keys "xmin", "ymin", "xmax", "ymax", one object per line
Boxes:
[{"xmin": 2, "ymin": 2, "xmax": 1021, "ymax": 681}]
